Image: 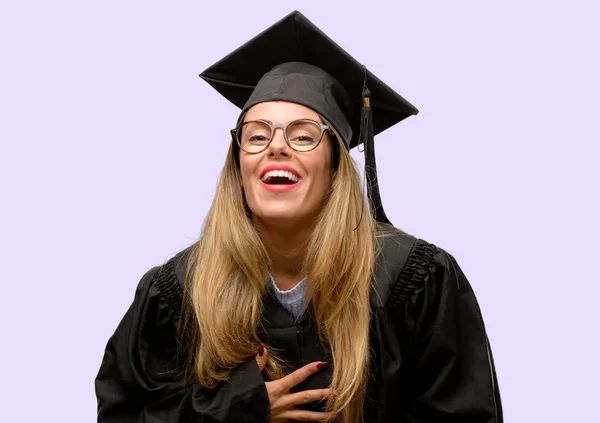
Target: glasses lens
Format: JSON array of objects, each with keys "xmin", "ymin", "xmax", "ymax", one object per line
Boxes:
[
  {"xmin": 286, "ymin": 120, "xmax": 322, "ymax": 151},
  {"xmin": 238, "ymin": 121, "xmax": 271, "ymax": 153}
]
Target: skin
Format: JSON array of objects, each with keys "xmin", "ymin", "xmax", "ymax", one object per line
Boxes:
[
  {"xmin": 256, "ymin": 346, "xmax": 335, "ymax": 422},
  {"xmin": 239, "ymin": 101, "xmax": 334, "ymax": 291},
  {"xmin": 240, "ymin": 101, "xmax": 337, "ymax": 421}
]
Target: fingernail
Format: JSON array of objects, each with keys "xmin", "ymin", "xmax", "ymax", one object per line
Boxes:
[
  {"xmin": 317, "ymin": 362, "xmax": 328, "ymax": 369},
  {"xmin": 258, "ymin": 344, "xmax": 264, "ymax": 357}
]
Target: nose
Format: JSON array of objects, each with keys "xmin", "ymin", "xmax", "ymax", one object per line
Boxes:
[{"xmin": 267, "ymin": 127, "xmax": 291, "ymax": 156}]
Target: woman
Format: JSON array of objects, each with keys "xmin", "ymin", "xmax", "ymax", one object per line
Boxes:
[{"xmin": 95, "ymin": 11, "xmax": 503, "ymax": 423}]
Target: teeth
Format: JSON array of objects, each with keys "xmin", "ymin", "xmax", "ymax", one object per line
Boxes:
[{"xmin": 261, "ymin": 170, "xmax": 299, "ymax": 183}]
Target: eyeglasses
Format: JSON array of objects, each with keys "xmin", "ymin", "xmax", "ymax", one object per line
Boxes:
[{"xmin": 231, "ymin": 119, "xmax": 333, "ymax": 153}]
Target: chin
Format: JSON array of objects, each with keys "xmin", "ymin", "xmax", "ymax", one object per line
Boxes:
[
  {"xmin": 254, "ymin": 209, "xmax": 303, "ymax": 222},
  {"xmin": 250, "ymin": 205, "xmax": 314, "ymax": 226}
]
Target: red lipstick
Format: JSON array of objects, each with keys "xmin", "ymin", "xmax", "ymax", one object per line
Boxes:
[
  {"xmin": 259, "ymin": 164, "xmax": 301, "ymax": 179},
  {"xmin": 260, "ymin": 164, "xmax": 302, "ymax": 192}
]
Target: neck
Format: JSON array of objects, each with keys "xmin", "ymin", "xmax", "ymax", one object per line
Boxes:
[{"xmin": 255, "ymin": 218, "xmax": 312, "ymax": 291}]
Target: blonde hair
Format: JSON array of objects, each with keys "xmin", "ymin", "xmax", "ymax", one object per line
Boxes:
[{"xmin": 180, "ymin": 131, "xmax": 377, "ymax": 423}]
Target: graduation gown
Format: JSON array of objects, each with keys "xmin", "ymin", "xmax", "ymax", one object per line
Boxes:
[{"xmin": 95, "ymin": 226, "xmax": 503, "ymax": 422}]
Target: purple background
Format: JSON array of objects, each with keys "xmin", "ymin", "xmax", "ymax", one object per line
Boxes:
[{"xmin": 2, "ymin": 1, "xmax": 598, "ymax": 421}]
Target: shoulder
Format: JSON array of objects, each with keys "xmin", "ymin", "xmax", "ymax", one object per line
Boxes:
[
  {"xmin": 373, "ymin": 223, "xmax": 452, "ymax": 307},
  {"xmin": 133, "ymin": 243, "xmax": 196, "ymax": 318}
]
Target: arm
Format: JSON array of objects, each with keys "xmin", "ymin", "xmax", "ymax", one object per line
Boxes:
[
  {"xmin": 392, "ymin": 241, "xmax": 503, "ymax": 422},
  {"xmin": 95, "ymin": 265, "xmax": 270, "ymax": 423}
]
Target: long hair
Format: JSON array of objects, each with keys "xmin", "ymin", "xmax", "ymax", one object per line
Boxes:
[{"xmin": 180, "ymin": 131, "xmax": 377, "ymax": 423}]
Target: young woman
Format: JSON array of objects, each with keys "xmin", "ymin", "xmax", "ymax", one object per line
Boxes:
[{"xmin": 95, "ymin": 11, "xmax": 502, "ymax": 423}]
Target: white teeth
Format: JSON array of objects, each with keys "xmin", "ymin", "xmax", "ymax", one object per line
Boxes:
[{"xmin": 261, "ymin": 170, "xmax": 299, "ymax": 183}]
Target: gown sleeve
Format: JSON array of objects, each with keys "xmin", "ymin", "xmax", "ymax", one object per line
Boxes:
[
  {"xmin": 94, "ymin": 262, "xmax": 270, "ymax": 423},
  {"xmin": 390, "ymin": 240, "xmax": 503, "ymax": 423}
]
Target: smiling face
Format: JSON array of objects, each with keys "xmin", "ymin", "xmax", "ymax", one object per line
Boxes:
[{"xmin": 239, "ymin": 101, "xmax": 334, "ymax": 228}]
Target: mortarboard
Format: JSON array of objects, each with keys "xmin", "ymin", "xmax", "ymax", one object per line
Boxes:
[{"xmin": 199, "ymin": 10, "xmax": 418, "ymax": 224}]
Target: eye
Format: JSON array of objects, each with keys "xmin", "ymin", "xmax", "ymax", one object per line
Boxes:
[
  {"xmin": 248, "ymin": 134, "xmax": 269, "ymax": 143},
  {"xmin": 289, "ymin": 134, "xmax": 316, "ymax": 144},
  {"xmin": 241, "ymin": 121, "xmax": 271, "ymax": 144},
  {"xmin": 287, "ymin": 120, "xmax": 321, "ymax": 145}
]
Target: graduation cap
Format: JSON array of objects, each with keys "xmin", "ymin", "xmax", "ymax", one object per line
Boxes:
[{"xmin": 200, "ymin": 10, "xmax": 418, "ymax": 224}]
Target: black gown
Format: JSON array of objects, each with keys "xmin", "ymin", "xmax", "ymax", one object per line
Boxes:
[{"xmin": 95, "ymin": 226, "xmax": 503, "ymax": 422}]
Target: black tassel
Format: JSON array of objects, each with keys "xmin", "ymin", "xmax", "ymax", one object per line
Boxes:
[
  {"xmin": 360, "ymin": 86, "xmax": 391, "ymax": 226},
  {"xmin": 353, "ymin": 69, "xmax": 390, "ymax": 230}
]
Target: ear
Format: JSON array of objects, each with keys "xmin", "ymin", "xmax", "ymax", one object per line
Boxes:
[
  {"xmin": 329, "ymin": 132, "xmax": 341, "ymax": 171},
  {"xmin": 319, "ymin": 114, "xmax": 341, "ymax": 171},
  {"xmin": 231, "ymin": 139, "xmax": 243, "ymax": 187}
]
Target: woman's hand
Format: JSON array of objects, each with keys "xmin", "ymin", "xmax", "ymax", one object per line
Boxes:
[{"xmin": 256, "ymin": 345, "xmax": 336, "ymax": 422}]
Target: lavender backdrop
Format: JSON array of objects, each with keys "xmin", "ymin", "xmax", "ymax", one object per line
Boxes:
[{"xmin": 1, "ymin": 1, "xmax": 598, "ymax": 421}]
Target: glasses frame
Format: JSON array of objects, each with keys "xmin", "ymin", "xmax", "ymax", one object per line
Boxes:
[{"xmin": 230, "ymin": 118, "xmax": 334, "ymax": 154}]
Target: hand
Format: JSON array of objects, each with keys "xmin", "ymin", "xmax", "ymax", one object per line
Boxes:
[{"xmin": 256, "ymin": 345, "xmax": 336, "ymax": 422}]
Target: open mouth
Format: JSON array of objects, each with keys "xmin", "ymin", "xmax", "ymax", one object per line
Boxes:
[{"xmin": 261, "ymin": 170, "xmax": 300, "ymax": 185}]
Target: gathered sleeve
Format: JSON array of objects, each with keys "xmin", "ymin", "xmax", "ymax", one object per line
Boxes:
[
  {"xmin": 389, "ymin": 240, "xmax": 503, "ymax": 422},
  {"xmin": 94, "ymin": 261, "xmax": 270, "ymax": 422}
]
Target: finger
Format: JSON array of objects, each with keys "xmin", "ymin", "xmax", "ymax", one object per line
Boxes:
[
  {"xmin": 280, "ymin": 362, "xmax": 328, "ymax": 390},
  {"xmin": 277, "ymin": 409, "xmax": 336, "ymax": 421},
  {"xmin": 278, "ymin": 388, "xmax": 335, "ymax": 409},
  {"xmin": 255, "ymin": 344, "xmax": 268, "ymax": 373}
]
